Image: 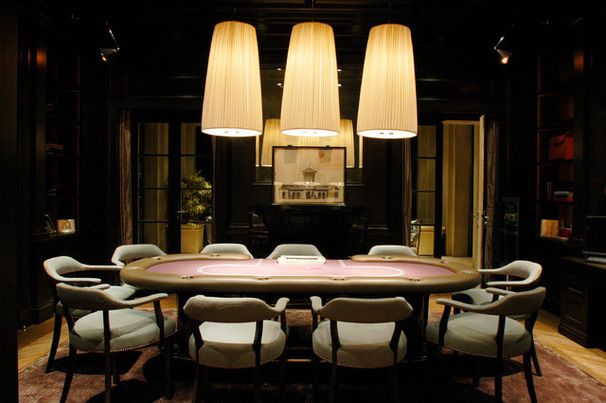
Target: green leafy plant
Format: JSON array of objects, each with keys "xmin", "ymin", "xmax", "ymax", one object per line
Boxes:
[{"xmin": 181, "ymin": 172, "xmax": 212, "ymax": 223}]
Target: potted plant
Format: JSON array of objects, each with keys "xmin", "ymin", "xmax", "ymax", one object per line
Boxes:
[{"xmin": 180, "ymin": 171, "xmax": 212, "ymax": 253}]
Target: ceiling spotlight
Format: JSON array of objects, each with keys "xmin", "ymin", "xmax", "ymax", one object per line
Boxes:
[
  {"xmin": 99, "ymin": 23, "xmax": 120, "ymax": 62},
  {"xmin": 494, "ymin": 34, "xmax": 512, "ymax": 65}
]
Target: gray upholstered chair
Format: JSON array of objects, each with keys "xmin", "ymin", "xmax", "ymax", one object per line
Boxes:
[
  {"xmin": 55, "ymin": 282, "xmax": 176, "ymax": 403},
  {"xmin": 367, "ymin": 244, "xmax": 417, "ymax": 257},
  {"xmin": 43, "ymin": 256, "xmax": 136, "ymax": 373},
  {"xmin": 451, "ymin": 260, "xmax": 543, "ymax": 375},
  {"xmin": 111, "ymin": 243, "xmax": 166, "ymax": 266},
  {"xmin": 426, "ymin": 287, "xmax": 546, "ymax": 403},
  {"xmin": 310, "ymin": 296, "xmax": 413, "ymax": 403},
  {"xmin": 111, "ymin": 243, "xmax": 167, "ymax": 297},
  {"xmin": 201, "ymin": 243, "xmax": 254, "ymax": 258},
  {"xmin": 266, "ymin": 243, "xmax": 323, "ymax": 259},
  {"xmin": 183, "ymin": 295, "xmax": 289, "ymax": 403}
]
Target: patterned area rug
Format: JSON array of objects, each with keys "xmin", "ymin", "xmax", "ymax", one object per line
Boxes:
[{"xmin": 19, "ymin": 310, "xmax": 606, "ymax": 402}]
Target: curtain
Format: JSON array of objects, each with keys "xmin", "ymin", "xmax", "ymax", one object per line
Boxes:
[
  {"xmin": 118, "ymin": 110, "xmax": 133, "ymax": 244},
  {"xmin": 403, "ymin": 138, "xmax": 412, "ymax": 246},
  {"xmin": 484, "ymin": 116, "xmax": 499, "ymax": 269}
]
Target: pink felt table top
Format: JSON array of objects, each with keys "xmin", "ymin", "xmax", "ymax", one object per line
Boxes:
[{"xmin": 147, "ymin": 258, "xmax": 454, "ymax": 279}]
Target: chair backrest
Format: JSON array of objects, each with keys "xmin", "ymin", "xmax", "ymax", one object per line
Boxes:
[
  {"xmin": 183, "ymin": 296, "xmax": 279, "ymax": 323},
  {"xmin": 483, "ymin": 287, "xmax": 546, "ymax": 317},
  {"xmin": 487, "ymin": 260, "xmax": 542, "ymax": 287},
  {"xmin": 316, "ymin": 297, "xmax": 413, "ymax": 323},
  {"xmin": 56, "ymin": 282, "xmax": 127, "ymax": 311},
  {"xmin": 43, "ymin": 256, "xmax": 89, "ymax": 282},
  {"xmin": 368, "ymin": 245, "xmax": 417, "ymax": 257},
  {"xmin": 201, "ymin": 243, "xmax": 253, "ymax": 258},
  {"xmin": 111, "ymin": 244, "xmax": 166, "ymax": 266},
  {"xmin": 266, "ymin": 244, "xmax": 323, "ymax": 259}
]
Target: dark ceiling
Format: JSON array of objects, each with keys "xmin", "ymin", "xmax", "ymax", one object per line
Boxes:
[{"xmin": 39, "ymin": 0, "xmax": 581, "ymax": 113}]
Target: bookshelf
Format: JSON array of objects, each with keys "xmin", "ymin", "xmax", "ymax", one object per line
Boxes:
[
  {"xmin": 536, "ymin": 51, "xmax": 575, "ymax": 241},
  {"xmin": 41, "ymin": 38, "xmax": 81, "ymax": 236}
]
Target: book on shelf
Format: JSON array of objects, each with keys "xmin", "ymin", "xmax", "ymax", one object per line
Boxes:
[
  {"xmin": 540, "ymin": 219, "xmax": 559, "ymax": 237},
  {"xmin": 553, "ymin": 190, "xmax": 573, "ymax": 202}
]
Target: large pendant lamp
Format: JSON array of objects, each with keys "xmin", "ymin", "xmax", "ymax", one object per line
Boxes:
[
  {"xmin": 357, "ymin": 24, "xmax": 417, "ymax": 139},
  {"xmin": 201, "ymin": 21, "xmax": 263, "ymax": 137},
  {"xmin": 280, "ymin": 22, "xmax": 340, "ymax": 137},
  {"xmin": 258, "ymin": 118, "xmax": 356, "ymax": 167}
]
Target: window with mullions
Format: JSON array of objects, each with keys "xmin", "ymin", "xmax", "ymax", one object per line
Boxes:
[{"xmin": 411, "ymin": 125, "xmax": 437, "ymax": 256}]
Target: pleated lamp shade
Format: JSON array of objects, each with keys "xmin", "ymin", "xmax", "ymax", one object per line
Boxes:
[
  {"xmin": 260, "ymin": 119, "xmax": 298, "ymax": 167},
  {"xmin": 357, "ymin": 24, "xmax": 417, "ymax": 139},
  {"xmin": 280, "ymin": 22, "xmax": 340, "ymax": 137},
  {"xmin": 259, "ymin": 119, "xmax": 356, "ymax": 167},
  {"xmin": 201, "ymin": 21, "xmax": 263, "ymax": 137}
]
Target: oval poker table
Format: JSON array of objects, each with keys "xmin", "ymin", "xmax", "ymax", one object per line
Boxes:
[
  {"xmin": 122, "ymin": 252, "xmax": 480, "ymax": 359},
  {"xmin": 121, "ymin": 253, "xmax": 480, "ymax": 296}
]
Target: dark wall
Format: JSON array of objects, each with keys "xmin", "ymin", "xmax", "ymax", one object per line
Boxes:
[
  {"xmin": 0, "ymin": 1, "xmax": 20, "ymax": 399},
  {"xmin": 102, "ymin": 2, "xmax": 505, "ymax": 255},
  {"xmin": 582, "ymin": 15, "xmax": 606, "ymax": 217}
]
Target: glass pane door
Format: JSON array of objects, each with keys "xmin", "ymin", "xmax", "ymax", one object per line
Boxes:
[
  {"xmin": 179, "ymin": 123, "xmax": 213, "ymax": 252},
  {"xmin": 412, "ymin": 125, "xmax": 438, "ymax": 256},
  {"xmin": 134, "ymin": 114, "xmax": 212, "ymax": 253},
  {"xmin": 137, "ymin": 122, "xmax": 169, "ymax": 251}
]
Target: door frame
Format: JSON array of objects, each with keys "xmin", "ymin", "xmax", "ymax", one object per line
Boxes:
[{"xmin": 130, "ymin": 110, "xmax": 206, "ymax": 253}]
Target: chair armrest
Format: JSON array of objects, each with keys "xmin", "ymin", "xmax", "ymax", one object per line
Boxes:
[
  {"xmin": 435, "ymin": 298, "xmax": 492, "ymax": 314},
  {"xmin": 272, "ymin": 297, "xmax": 289, "ymax": 314},
  {"xmin": 310, "ymin": 296, "xmax": 323, "ymax": 313},
  {"xmin": 89, "ymin": 284, "xmax": 111, "ymax": 290},
  {"xmin": 486, "ymin": 278, "xmax": 533, "ymax": 287},
  {"xmin": 82, "ymin": 264, "xmax": 122, "ymax": 272},
  {"xmin": 485, "ymin": 287, "xmax": 515, "ymax": 297},
  {"xmin": 118, "ymin": 293, "xmax": 169, "ymax": 307},
  {"xmin": 477, "ymin": 268, "xmax": 505, "ymax": 274},
  {"xmin": 57, "ymin": 276, "xmax": 102, "ymax": 285}
]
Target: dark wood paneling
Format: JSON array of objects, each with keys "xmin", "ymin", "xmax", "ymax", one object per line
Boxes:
[
  {"xmin": 0, "ymin": 1, "xmax": 21, "ymax": 399},
  {"xmin": 95, "ymin": 1, "xmax": 509, "ymax": 252}
]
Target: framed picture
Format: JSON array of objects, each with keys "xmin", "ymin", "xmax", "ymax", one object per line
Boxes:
[{"xmin": 272, "ymin": 146, "xmax": 346, "ymax": 205}]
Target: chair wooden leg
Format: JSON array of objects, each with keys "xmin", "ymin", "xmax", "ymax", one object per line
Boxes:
[
  {"xmin": 46, "ymin": 310, "xmax": 63, "ymax": 373},
  {"xmin": 279, "ymin": 354, "xmax": 286, "ymax": 398},
  {"xmin": 390, "ymin": 364, "xmax": 399, "ymax": 403},
  {"xmin": 523, "ymin": 352, "xmax": 538, "ymax": 403},
  {"xmin": 104, "ymin": 350, "xmax": 112, "ymax": 403},
  {"xmin": 112, "ymin": 353, "xmax": 120, "ymax": 385},
  {"xmin": 164, "ymin": 338, "xmax": 174, "ymax": 399},
  {"xmin": 472, "ymin": 357, "xmax": 480, "ymax": 388},
  {"xmin": 312, "ymin": 355, "xmax": 319, "ymax": 403},
  {"xmin": 202, "ymin": 365, "xmax": 210, "ymax": 403},
  {"xmin": 329, "ymin": 361, "xmax": 337, "ymax": 403},
  {"xmin": 530, "ymin": 338, "xmax": 542, "ymax": 376},
  {"xmin": 495, "ymin": 358, "xmax": 503, "ymax": 403},
  {"xmin": 254, "ymin": 363, "xmax": 262, "ymax": 403},
  {"xmin": 59, "ymin": 345, "xmax": 76, "ymax": 403},
  {"xmin": 192, "ymin": 363, "xmax": 201, "ymax": 403}
]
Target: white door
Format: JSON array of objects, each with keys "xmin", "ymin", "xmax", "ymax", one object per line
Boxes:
[{"xmin": 472, "ymin": 116, "xmax": 486, "ymax": 270}]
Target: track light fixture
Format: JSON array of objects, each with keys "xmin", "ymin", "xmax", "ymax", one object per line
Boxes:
[
  {"xmin": 494, "ymin": 34, "xmax": 512, "ymax": 64},
  {"xmin": 99, "ymin": 23, "xmax": 120, "ymax": 62},
  {"xmin": 493, "ymin": 24, "xmax": 516, "ymax": 65}
]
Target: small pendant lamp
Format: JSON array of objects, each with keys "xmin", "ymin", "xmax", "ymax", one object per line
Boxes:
[
  {"xmin": 280, "ymin": 22, "xmax": 340, "ymax": 137},
  {"xmin": 201, "ymin": 21, "xmax": 263, "ymax": 137},
  {"xmin": 357, "ymin": 24, "xmax": 417, "ymax": 139}
]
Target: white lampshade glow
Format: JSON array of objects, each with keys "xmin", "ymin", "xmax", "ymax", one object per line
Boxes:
[
  {"xmin": 280, "ymin": 22, "xmax": 340, "ymax": 137},
  {"xmin": 201, "ymin": 21, "xmax": 263, "ymax": 137},
  {"xmin": 357, "ymin": 24, "xmax": 417, "ymax": 139},
  {"xmin": 259, "ymin": 119, "xmax": 356, "ymax": 167},
  {"xmin": 260, "ymin": 119, "xmax": 298, "ymax": 166}
]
